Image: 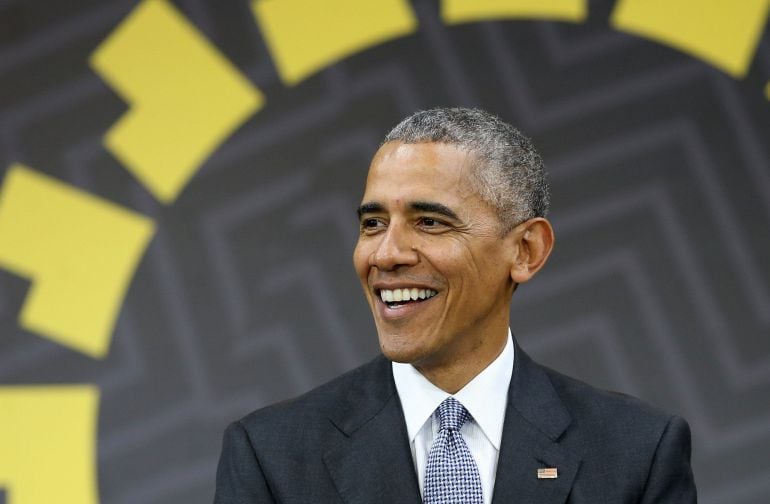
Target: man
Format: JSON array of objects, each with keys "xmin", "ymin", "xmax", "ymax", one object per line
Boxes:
[{"xmin": 214, "ymin": 108, "xmax": 697, "ymax": 503}]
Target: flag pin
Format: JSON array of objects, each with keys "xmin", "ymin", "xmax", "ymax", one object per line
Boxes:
[{"xmin": 537, "ymin": 467, "xmax": 558, "ymax": 479}]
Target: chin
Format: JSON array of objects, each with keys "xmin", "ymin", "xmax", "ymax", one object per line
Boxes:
[{"xmin": 377, "ymin": 332, "xmax": 428, "ymax": 364}]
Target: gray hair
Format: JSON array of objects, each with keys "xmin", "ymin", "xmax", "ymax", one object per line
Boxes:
[{"xmin": 383, "ymin": 107, "xmax": 550, "ymax": 232}]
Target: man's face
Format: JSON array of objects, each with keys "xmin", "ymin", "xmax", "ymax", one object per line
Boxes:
[{"xmin": 353, "ymin": 141, "xmax": 517, "ymax": 375}]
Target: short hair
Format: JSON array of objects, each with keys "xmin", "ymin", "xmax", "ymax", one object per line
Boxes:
[{"xmin": 382, "ymin": 107, "xmax": 550, "ymax": 232}]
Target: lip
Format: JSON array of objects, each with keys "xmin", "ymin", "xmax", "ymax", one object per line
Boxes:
[
  {"xmin": 374, "ymin": 290, "xmax": 439, "ymax": 321},
  {"xmin": 371, "ymin": 281, "xmax": 438, "ymax": 292}
]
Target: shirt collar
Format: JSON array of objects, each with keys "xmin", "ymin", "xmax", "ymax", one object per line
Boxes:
[{"xmin": 392, "ymin": 330, "xmax": 514, "ymax": 450}]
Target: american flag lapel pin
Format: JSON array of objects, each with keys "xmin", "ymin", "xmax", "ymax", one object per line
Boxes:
[{"xmin": 537, "ymin": 467, "xmax": 558, "ymax": 479}]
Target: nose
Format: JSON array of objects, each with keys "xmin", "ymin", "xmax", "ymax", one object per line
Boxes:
[{"xmin": 370, "ymin": 222, "xmax": 419, "ymax": 271}]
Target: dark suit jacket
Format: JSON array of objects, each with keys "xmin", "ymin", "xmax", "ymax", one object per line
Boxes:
[{"xmin": 214, "ymin": 343, "xmax": 696, "ymax": 503}]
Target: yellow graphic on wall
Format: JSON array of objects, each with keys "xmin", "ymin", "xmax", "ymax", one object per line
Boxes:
[
  {"xmin": 0, "ymin": 165, "xmax": 155, "ymax": 358},
  {"xmin": 0, "ymin": 386, "xmax": 99, "ymax": 504},
  {"xmin": 442, "ymin": 0, "xmax": 587, "ymax": 24},
  {"xmin": 253, "ymin": 0, "xmax": 418, "ymax": 86},
  {"xmin": 91, "ymin": 0, "xmax": 264, "ymax": 203},
  {"xmin": 611, "ymin": 0, "xmax": 770, "ymax": 78}
]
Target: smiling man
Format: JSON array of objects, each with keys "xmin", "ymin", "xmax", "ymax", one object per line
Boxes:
[{"xmin": 214, "ymin": 108, "xmax": 697, "ymax": 503}]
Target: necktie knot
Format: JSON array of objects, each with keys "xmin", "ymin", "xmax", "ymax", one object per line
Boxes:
[{"xmin": 437, "ymin": 397, "xmax": 470, "ymax": 432}]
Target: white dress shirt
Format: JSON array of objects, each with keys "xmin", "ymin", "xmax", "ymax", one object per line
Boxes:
[{"xmin": 392, "ymin": 330, "xmax": 514, "ymax": 504}]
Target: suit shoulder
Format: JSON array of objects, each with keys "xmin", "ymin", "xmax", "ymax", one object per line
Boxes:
[
  {"xmin": 542, "ymin": 365, "xmax": 683, "ymax": 439},
  {"xmin": 237, "ymin": 354, "xmax": 389, "ymax": 431},
  {"xmin": 532, "ymin": 363, "xmax": 696, "ymax": 500}
]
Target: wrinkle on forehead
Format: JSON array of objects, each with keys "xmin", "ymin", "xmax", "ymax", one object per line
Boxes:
[{"xmin": 366, "ymin": 142, "xmax": 478, "ymax": 195}]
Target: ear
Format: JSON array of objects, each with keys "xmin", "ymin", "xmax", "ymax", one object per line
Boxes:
[{"xmin": 509, "ymin": 218, "xmax": 554, "ymax": 284}]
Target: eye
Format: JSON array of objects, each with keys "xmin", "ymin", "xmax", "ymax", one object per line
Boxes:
[
  {"xmin": 360, "ymin": 217, "xmax": 386, "ymax": 233},
  {"xmin": 417, "ymin": 216, "xmax": 449, "ymax": 231}
]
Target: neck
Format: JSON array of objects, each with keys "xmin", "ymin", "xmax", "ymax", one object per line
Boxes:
[{"xmin": 415, "ymin": 329, "xmax": 508, "ymax": 394}]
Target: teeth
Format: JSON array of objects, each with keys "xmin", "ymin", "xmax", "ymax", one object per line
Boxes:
[{"xmin": 379, "ymin": 288, "xmax": 437, "ymax": 303}]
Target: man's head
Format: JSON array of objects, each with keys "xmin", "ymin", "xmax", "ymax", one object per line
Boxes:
[
  {"xmin": 353, "ymin": 108, "xmax": 554, "ymax": 391},
  {"xmin": 383, "ymin": 107, "xmax": 550, "ymax": 233}
]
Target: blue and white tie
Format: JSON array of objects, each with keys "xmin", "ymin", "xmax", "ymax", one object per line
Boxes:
[{"xmin": 423, "ymin": 397, "xmax": 484, "ymax": 504}]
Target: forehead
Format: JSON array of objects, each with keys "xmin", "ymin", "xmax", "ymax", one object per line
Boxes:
[{"xmin": 363, "ymin": 142, "xmax": 477, "ymax": 203}]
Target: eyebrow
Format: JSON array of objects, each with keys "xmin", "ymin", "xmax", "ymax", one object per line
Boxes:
[
  {"xmin": 357, "ymin": 202, "xmax": 384, "ymax": 219},
  {"xmin": 409, "ymin": 201, "xmax": 460, "ymax": 220},
  {"xmin": 356, "ymin": 201, "xmax": 459, "ymax": 221}
]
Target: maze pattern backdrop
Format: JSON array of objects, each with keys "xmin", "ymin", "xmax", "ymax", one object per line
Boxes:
[{"xmin": 0, "ymin": 1, "xmax": 769, "ymax": 503}]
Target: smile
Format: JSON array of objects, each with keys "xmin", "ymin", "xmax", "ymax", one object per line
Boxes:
[{"xmin": 378, "ymin": 288, "xmax": 438, "ymax": 307}]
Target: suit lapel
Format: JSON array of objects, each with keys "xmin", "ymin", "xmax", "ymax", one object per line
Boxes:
[
  {"xmin": 323, "ymin": 356, "xmax": 422, "ymax": 504},
  {"xmin": 492, "ymin": 344, "xmax": 581, "ymax": 504}
]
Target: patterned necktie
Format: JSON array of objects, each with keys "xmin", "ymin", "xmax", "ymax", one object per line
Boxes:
[{"xmin": 423, "ymin": 397, "xmax": 484, "ymax": 504}]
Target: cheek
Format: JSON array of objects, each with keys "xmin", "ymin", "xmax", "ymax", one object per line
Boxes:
[
  {"xmin": 352, "ymin": 243, "xmax": 370, "ymax": 276},
  {"xmin": 459, "ymin": 246, "xmax": 509, "ymax": 286}
]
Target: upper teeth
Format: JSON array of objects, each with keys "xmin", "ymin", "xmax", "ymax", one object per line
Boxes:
[{"xmin": 379, "ymin": 288, "xmax": 437, "ymax": 303}]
